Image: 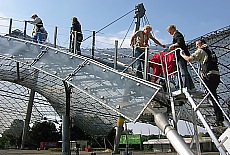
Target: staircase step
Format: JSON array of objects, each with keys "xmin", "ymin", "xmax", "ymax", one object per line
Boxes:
[
  {"xmin": 210, "ymin": 125, "xmax": 228, "ymax": 131},
  {"xmin": 198, "ymin": 104, "xmax": 213, "ymax": 108}
]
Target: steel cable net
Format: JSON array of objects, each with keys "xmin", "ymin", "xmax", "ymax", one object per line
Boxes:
[
  {"xmin": 91, "ymin": 25, "xmax": 230, "ymax": 129},
  {"xmin": 87, "ymin": 26, "xmax": 230, "ymax": 129},
  {"xmin": 0, "ymin": 81, "xmax": 58, "ymax": 135},
  {"xmin": 0, "ymin": 35, "xmax": 160, "ymax": 137},
  {"xmin": 0, "ymin": 14, "xmax": 229, "ymax": 135}
]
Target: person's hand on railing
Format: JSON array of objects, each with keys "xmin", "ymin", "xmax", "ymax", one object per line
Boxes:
[
  {"xmin": 169, "ymin": 44, "xmax": 175, "ymax": 50},
  {"xmin": 162, "ymin": 44, "xmax": 166, "ymax": 48}
]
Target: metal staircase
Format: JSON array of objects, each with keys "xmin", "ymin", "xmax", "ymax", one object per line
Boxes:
[
  {"xmin": 183, "ymin": 89, "xmax": 228, "ymax": 154},
  {"xmin": 162, "ymin": 48, "xmax": 230, "ymax": 154},
  {"xmin": 0, "ymin": 4, "xmax": 230, "ymax": 154}
]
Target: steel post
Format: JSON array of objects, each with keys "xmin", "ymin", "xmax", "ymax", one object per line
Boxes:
[
  {"xmin": 92, "ymin": 31, "xmax": 95, "ymax": 59},
  {"xmin": 8, "ymin": 18, "xmax": 12, "ymax": 35},
  {"xmin": 54, "ymin": 26, "xmax": 58, "ymax": 48},
  {"xmin": 144, "ymin": 47, "xmax": 149, "ymax": 80},
  {"xmin": 23, "ymin": 21, "xmax": 27, "ymax": 39},
  {"xmin": 114, "ymin": 40, "xmax": 118, "ymax": 69},
  {"xmin": 21, "ymin": 89, "xmax": 35, "ymax": 149},
  {"xmin": 73, "ymin": 31, "xmax": 77, "ymax": 54},
  {"xmin": 113, "ymin": 116, "xmax": 125, "ymax": 154}
]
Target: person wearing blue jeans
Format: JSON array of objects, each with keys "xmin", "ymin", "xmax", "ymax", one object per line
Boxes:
[
  {"xmin": 167, "ymin": 25, "xmax": 195, "ymax": 90},
  {"xmin": 177, "ymin": 58, "xmax": 195, "ymax": 90},
  {"xmin": 134, "ymin": 46, "xmax": 148, "ymax": 78},
  {"xmin": 27, "ymin": 14, "xmax": 46, "ymax": 44},
  {"xmin": 33, "ymin": 30, "xmax": 42, "ymax": 43},
  {"xmin": 130, "ymin": 25, "xmax": 166, "ymax": 79}
]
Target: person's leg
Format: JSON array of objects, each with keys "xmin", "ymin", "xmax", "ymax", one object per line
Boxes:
[
  {"xmin": 134, "ymin": 47, "xmax": 144, "ymax": 78},
  {"xmin": 71, "ymin": 39, "xmax": 74, "ymax": 53},
  {"xmin": 178, "ymin": 59, "xmax": 195, "ymax": 89},
  {"xmin": 175, "ymin": 59, "xmax": 184, "ymax": 89},
  {"xmin": 159, "ymin": 75, "xmax": 167, "ymax": 92},
  {"xmin": 37, "ymin": 31, "xmax": 42, "ymax": 44},
  {"xmin": 76, "ymin": 42, "xmax": 81, "ymax": 55},
  {"xmin": 206, "ymin": 74, "xmax": 224, "ymax": 125},
  {"xmin": 41, "ymin": 29, "xmax": 47, "ymax": 43}
]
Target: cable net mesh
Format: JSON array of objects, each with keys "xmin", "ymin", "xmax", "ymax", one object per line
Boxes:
[
  {"xmin": 0, "ymin": 15, "xmax": 230, "ymax": 136},
  {"xmin": 0, "ymin": 35, "xmax": 160, "ymax": 136}
]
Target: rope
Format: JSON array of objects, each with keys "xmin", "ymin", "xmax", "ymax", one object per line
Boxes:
[
  {"xmin": 119, "ymin": 18, "xmax": 134, "ymax": 48},
  {"xmin": 82, "ymin": 8, "xmax": 135, "ymax": 42}
]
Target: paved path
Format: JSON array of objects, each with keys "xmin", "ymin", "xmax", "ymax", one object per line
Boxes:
[{"xmin": 0, "ymin": 150, "xmax": 220, "ymax": 155}]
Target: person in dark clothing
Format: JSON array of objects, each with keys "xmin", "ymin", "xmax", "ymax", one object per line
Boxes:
[
  {"xmin": 70, "ymin": 17, "xmax": 83, "ymax": 55},
  {"xmin": 180, "ymin": 39, "xmax": 224, "ymax": 126},
  {"xmin": 167, "ymin": 25, "xmax": 195, "ymax": 90}
]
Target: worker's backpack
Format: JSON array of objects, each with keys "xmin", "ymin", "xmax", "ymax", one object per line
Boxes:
[{"xmin": 201, "ymin": 47, "xmax": 219, "ymax": 75}]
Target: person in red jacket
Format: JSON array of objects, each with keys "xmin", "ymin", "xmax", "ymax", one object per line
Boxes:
[{"xmin": 149, "ymin": 51, "xmax": 175, "ymax": 83}]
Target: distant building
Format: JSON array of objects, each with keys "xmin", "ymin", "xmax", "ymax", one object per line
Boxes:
[{"xmin": 143, "ymin": 137, "xmax": 216, "ymax": 152}]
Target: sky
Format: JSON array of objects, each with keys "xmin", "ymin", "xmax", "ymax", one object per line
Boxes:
[
  {"xmin": 0, "ymin": 0, "xmax": 230, "ymax": 48},
  {"xmin": 0, "ymin": 0, "xmax": 229, "ymax": 135}
]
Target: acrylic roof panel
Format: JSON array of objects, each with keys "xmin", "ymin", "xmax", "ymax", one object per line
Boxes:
[
  {"xmin": 0, "ymin": 35, "xmax": 160, "ymax": 136},
  {"xmin": 0, "ymin": 25, "xmax": 229, "ymax": 136}
]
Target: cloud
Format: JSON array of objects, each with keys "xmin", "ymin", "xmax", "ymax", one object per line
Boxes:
[
  {"xmin": 96, "ymin": 30, "xmax": 133, "ymax": 48},
  {"xmin": 81, "ymin": 30, "xmax": 134, "ymax": 49},
  {"xmin": 89, "ymin": 29, "xmax": 170, "ymax": 49}
]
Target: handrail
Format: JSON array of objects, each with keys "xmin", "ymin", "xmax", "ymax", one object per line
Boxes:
[
  {"xmin": 161, "ymin": 47, "xmax": 230, "ymax": 122},
  {"xmin": 163, "ymin": 48, "xmax": 182, "ymax": 94},
  {"xmin": 187, "ymin": 61, "xmax": 230, "ymax": 123}
]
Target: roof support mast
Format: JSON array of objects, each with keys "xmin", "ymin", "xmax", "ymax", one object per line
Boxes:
[
  {"xmin": 131, "ymin": 3, "xmax": 146, "ymax": 67},
  {"xmin": 133, "ymin": 3, "xmax": 146, "ymax": 32},
  {"xmin": 133, "ymin": 3, "xmax": 194, "ymax": 155}
]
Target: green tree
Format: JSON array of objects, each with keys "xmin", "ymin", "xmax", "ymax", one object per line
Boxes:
[
  {"xmin": 26, "ymin": 121, "xmax": 59, "ymax": 148},
  {"xmin": 0, "ymin": 136, "xmax": 10, "ymax": 149},
  {"xmin": 70, "ymin": 124, "xmax": 91, "ymax": 141},
  {"xmin": 2, "ymin": 119, "xmax": 24, "ymax": 147}
]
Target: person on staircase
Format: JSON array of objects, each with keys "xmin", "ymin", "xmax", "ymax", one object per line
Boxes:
[
  {"xmin": 70, "ymin": 17, "xmax": 83, "ymax": 55},
  {"xmin": 27, "ymin": 14, "xmax": 47, "ymax": 43},
  {"xmin": 167, "ymin": 25, "xmax": 195, "ymax": 90},
  {"xmin": 130, "ymin": 25, "xmax": 166, "ymax": 79},
  {"xmin": 180, "ymin": 39, "xmax": 224, "ymax": 126}
]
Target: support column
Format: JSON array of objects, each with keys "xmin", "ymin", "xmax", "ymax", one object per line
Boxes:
[
  {"xmin": 62, "ymin": 81, "xmax": 71, "ymax": 155},
  {"xmin": 113, "ymin": 116, "xmax": 125, "ymax": 154},
  {"xmin": 153, "ymin": 111, "xmax": 194, "ymax": 155},
  {"xmin": 62, "ymin": 115, "xmax": 70, "ymax": 155},
  {"xmin": 192, "ymin": 111, "xmax": 201, "ymax": 155},
  {"xmin": 21, "ymin": 89, "xmax": 35, "ymax": 149}
]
